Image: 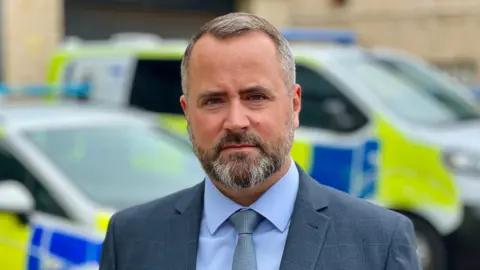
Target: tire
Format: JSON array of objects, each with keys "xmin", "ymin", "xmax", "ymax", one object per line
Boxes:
[{"xmin": 406, "ymin": 214, "xmax": 448, "ymax": 270}]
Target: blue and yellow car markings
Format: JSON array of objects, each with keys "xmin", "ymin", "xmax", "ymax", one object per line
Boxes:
[
  {"xmin": 27, "ymin": 224, "xmax": 102, "ymax": 270},
  {"xmin": 305, "ymin": 139, "xmax": 380, "ymax": 199}
]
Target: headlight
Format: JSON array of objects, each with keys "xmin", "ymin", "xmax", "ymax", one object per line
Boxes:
[{"xmin": 442, "ymin": 150, "xmax": 480, "ymax": 175}]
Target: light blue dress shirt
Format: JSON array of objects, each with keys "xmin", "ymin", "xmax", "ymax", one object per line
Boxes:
[{"xmin": 196, "ymin": 158, "xmax": 300, "ymax": 270}]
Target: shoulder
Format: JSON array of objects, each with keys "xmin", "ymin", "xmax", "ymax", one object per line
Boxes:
[
  {"xmin": 325, "ymin": 184, "xmax": 405, "ymax": 221},
  {"xmin": 318, "ymin": 182, "xmax": 414, "ymax": 239},
  {"xmin": 297, "ymin": 165, "xmax": 412, "ymax": 231},
  {"xmin": 304, "ymin": 178, "xmax": 420, "ymax": 268},
  {"xmin": 108, "ymin": 183, "xmax": 202, "ymax": 234}
]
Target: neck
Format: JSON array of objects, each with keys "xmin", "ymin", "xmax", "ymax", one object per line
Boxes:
[{"xmin": 212, "ymin": 157, "xmax": 292, "ymax": 206}]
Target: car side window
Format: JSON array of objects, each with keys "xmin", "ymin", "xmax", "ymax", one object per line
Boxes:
[
  {"xmin": 296, "ymin": 64, "xmax": 369, "ymax": 133},
  {"xmin": 129, "ymin": 59, "xmax": 184, "ymax": 114},
  {"xmin": 0, "ymin": 144, "xmax": 69, "ymax": 219}
]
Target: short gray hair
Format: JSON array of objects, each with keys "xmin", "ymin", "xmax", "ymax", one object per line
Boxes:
[{"xmin": 180, "ymin": 12, "xmax": 295, "ymax": 96}]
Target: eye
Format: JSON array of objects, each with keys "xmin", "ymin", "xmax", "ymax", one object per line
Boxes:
[
  {"xmin": 204, "ymin": 98, "xmax": 222, "ymax": 105},
  {"xmin": 247, "ymin": 95, "xmax": 267, "ymax": 101}
]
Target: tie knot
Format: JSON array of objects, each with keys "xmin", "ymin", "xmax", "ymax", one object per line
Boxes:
[{"xmin": 229, "ymin": 209, "xmax": 264, "ymax": 235}]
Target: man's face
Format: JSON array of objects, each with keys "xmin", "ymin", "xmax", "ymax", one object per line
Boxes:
[{"xmin": 180, "ymin": 31, "xmax": 301, "ymax": 189}]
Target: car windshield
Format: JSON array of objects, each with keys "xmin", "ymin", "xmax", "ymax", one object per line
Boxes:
[
  {"xmin": 22, "ymin": 124, "xmax": 205, "ymax": 210},
  {"xmin": 341, "ymin": 54, "xmax": 480, "ymax": 125}
]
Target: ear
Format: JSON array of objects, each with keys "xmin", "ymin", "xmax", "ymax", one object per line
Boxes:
[
  {"xmin": 180, "ymin": 95, "xmax": 188, "ymax": 119},
  {"xmin": 291, "ymin": 84, "xmax": 302, "ymax": 128}
]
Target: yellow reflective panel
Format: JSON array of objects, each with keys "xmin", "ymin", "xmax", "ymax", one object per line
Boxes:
[
  {"xmin": 290, "ymin": 140, "xmax": 314, "ymax": 173},
  {"xmin": 95, "ymin": 211, "xmax": 112, "ymax": 234},
  {"xmin": 0, "ymin": 213, "xmax": 30, "ymax": 270},
  {"xmin": 157, "ymin": 114, "xmax": 188, "ymax": 136},
  {"xmin": 373, "ymin": 115, "xmax": 461, "ymax": 212}
]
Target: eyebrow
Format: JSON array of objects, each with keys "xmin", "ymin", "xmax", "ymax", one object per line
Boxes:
[
  {"xmin": 197, "ymin": 85, "xmax": 274, "ymax": 101},
  {"xmin": 239, "ymin": 85, "xmax": 274, "ymax": 96}
]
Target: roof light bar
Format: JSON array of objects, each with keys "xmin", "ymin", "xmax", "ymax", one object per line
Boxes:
[
  {"xmin": 0, "ymin": 84, "xmax": 89, "ymax": 98},
  {"xmin": 281, "ymin": 27, "xmax": 357, "ymax": 44}
]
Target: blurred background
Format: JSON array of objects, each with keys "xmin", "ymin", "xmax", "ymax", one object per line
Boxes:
[
  {"xmin": 3, "ymin": 0, "xmax": 480, "ymax": 87},
  {"xmin": 1, "ymin": 1, "xmax": 480, "ymax": 270}
]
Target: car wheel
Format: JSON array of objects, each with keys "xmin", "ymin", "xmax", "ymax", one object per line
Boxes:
[{"xmin": 408, "ymin": 215, "xmax": 448, "ymax": 270}]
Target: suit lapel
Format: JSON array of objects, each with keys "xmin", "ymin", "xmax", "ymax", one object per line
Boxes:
[
  {"xmin": 164, "ymin": 181, "xmax": 205, "ymax": 270},
  {"xmin": 160, "ymin": 165, "xmax": 331, "ymax": 269},
  {"xmin": 280, "ymin": 165, "xmax": 331, "ymax": 270}
]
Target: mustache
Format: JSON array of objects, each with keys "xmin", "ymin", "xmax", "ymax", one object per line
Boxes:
[{"xmin": 213, "ymin": 131, "xmax": 264, "ymax": 155}]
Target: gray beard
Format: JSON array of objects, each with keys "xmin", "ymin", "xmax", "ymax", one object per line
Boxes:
[
  {"xmin": 189, "ymin": 113, "xmax": 295, "ymax": 189},
  {"xmin": 211, "ymin": 152, "xmax": 282, "ymax": 189}
]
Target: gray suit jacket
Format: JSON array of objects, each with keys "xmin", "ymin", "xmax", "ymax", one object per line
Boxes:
[{"xmin": 100, "ymin": 165, "xmax": 422, "ymax": 270}]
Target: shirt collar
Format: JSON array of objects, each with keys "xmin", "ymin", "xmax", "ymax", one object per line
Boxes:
[{"xmin": 203, "ymin": 157, "xmax": 299, "ymax": 235}]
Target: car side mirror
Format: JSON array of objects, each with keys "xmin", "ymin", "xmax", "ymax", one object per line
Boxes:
[{"xmin": 0, "ymin": 180, "xmax": 35, "ymax": 225}]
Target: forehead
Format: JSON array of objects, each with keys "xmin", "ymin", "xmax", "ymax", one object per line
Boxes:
[
  {"xmin": 194, "ymin": 30, "xmax": 277, "ymax": 51},
  {"xmin": 187, "ymin": 31, "xmax": 283, "ymax": 91},
  {"xmin": 191, "ymin": 31, "xmax": 279, "ymax": 66}
]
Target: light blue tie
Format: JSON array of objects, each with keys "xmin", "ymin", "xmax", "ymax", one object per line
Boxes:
[{"xmin": 229, "ymin": 209, "xmax": 264, "ymax": 270}]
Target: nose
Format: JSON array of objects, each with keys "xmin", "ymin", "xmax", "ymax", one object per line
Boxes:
[{"xmin": 223, "ymin": 100, "xmax": 250, "ymax": 132}]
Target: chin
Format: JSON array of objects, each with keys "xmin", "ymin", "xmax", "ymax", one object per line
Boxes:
[{"xmin": 222, "ymin": 150, "xmax": 260, "ymax": 161}]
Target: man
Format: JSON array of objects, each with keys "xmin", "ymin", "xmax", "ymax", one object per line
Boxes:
[{"xmin": 99, "ymin": 12, "xmax": 422, "ymax": 270}]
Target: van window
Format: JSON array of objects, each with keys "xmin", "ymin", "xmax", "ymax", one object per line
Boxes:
[
  {"xmin": 129, "ymin": 59, "xmax": 184, "ymax": 114},
  {"xmin": 343, "ymin": 56, "xmax": 480, "ymax": 125},
  {"xmin": 296, "ymin": 64, "xmax": 368, "ymax": 132}
]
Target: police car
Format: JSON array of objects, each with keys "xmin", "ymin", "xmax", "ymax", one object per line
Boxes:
[
  {"xmin": 0, "ymin": 93, "xmax": 205, "ymax": 269},
  {"xmin": 43, "ymin": 28, "xmax": 480, "ymax": 270}
]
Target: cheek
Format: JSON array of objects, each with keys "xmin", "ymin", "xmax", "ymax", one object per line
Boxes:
[
  {"xmin": 190, "ymin": 113, "xmax": 223, "ymax": 145},
  {"xmin": 251, "ymin": 111, "xmax": 287, "ymax": 140}
]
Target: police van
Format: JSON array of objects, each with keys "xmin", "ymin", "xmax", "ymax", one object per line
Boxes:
[
  {"xmin": 45, "ymin": 29, "xmax": 480, "ymax": 270},
  {"xmin": 0, "ymin": 88, "xmax": 205, "ymax": 269}
]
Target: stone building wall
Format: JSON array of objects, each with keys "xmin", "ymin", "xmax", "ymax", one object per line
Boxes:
[
  {"xmin": 241, "ymin": 0, "xmax": 480, "ymax": 83},
  {"xmin": 2, "ymin": 0, "xmax": 480, "ymax": 84}
]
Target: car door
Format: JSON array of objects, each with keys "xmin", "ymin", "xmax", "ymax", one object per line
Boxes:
[
  {"xmin": 0, "ymin": 144, "xmax": 32, "ymax": 270},
  {"xmin": 294, "ymin": 63, "xmax": 379, "ymax": 199},
  {"xmin": 0, "ymin": 142, "xmax": 103, "ymax": 269}
]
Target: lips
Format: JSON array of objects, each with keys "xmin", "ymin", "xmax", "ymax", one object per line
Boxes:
[{"xmin": 221, "ymin": 144, "xmax": 256, "ymax": 150}]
